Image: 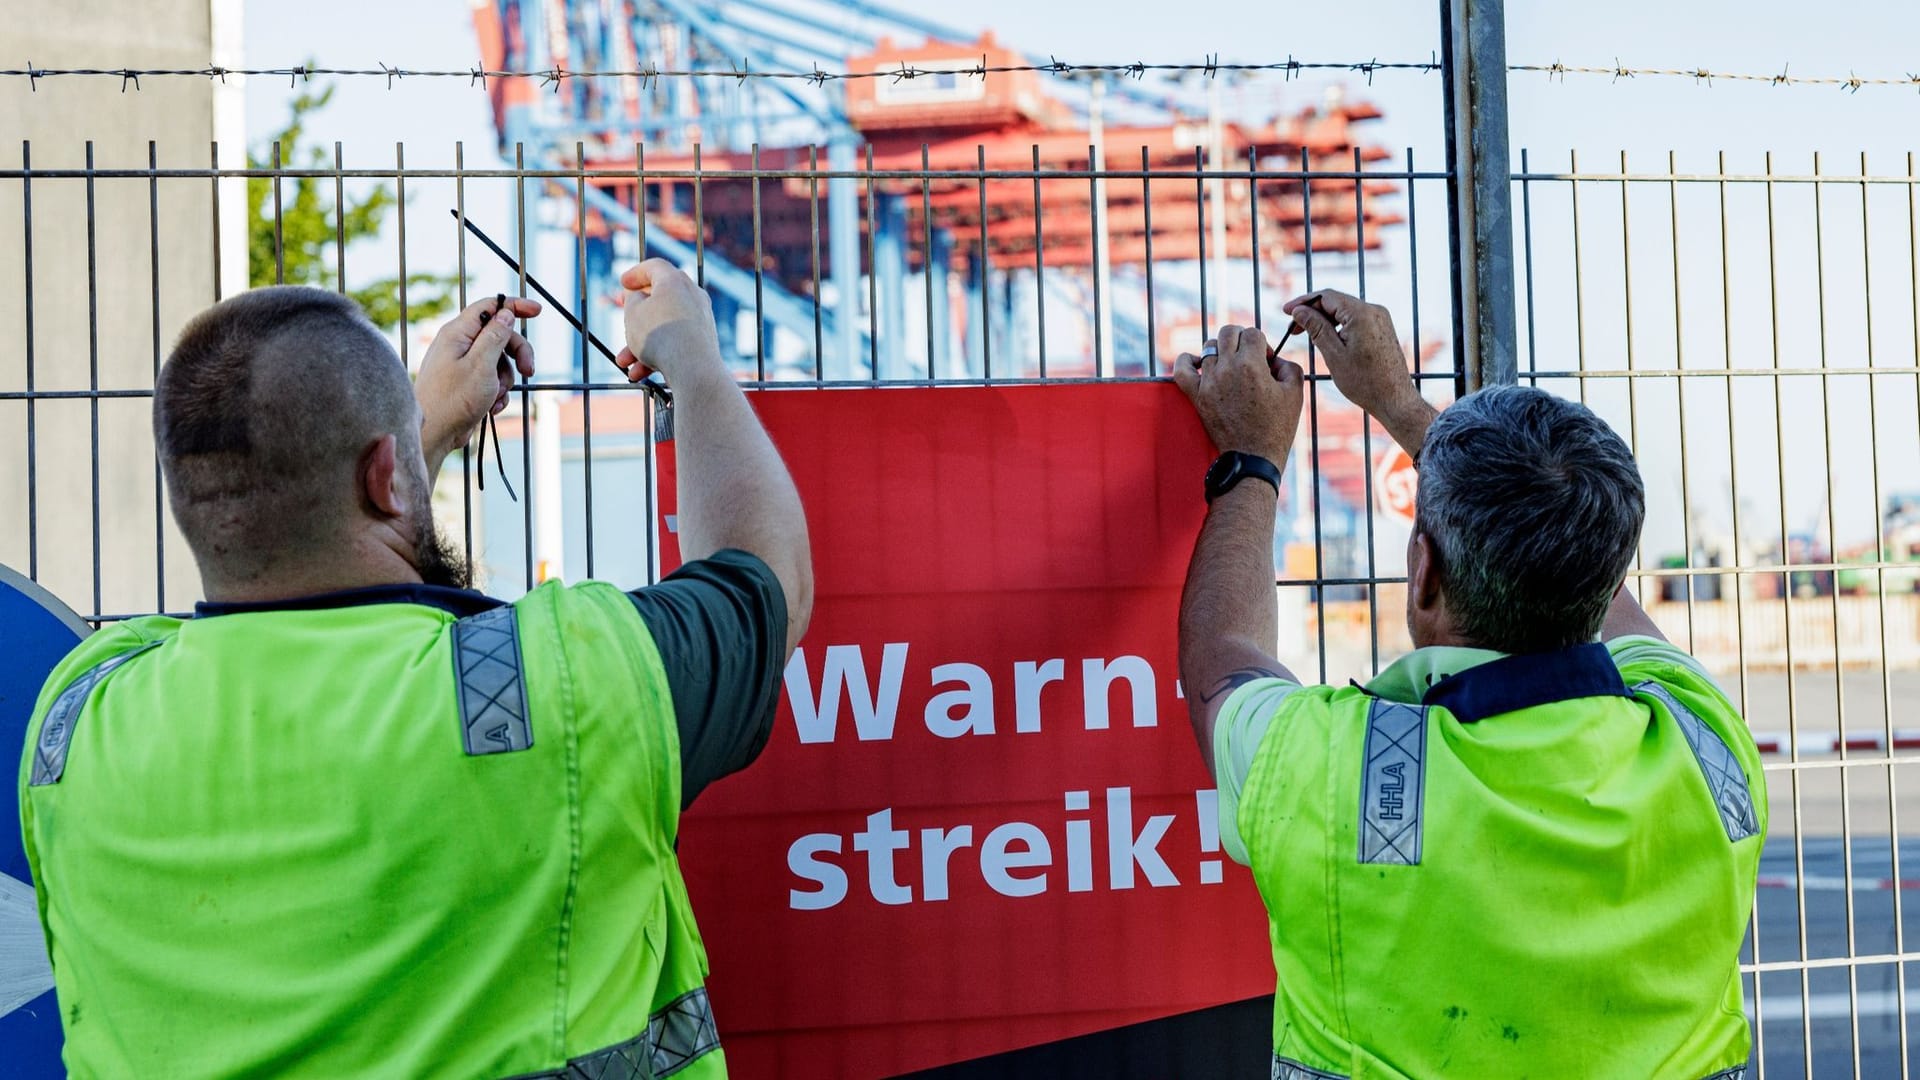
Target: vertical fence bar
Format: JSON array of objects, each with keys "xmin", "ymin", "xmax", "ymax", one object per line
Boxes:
[
  {"xmin": 1440, "ymin": 0, "xmax": 1517, "ymax": 391},
  {"xmin": 1301, "ymin": 146, "xmax": 1329, "ymax": 684},
  {"xmin": 1354, "ymin": 146, "xmax": 1381, "ymax": 676},
  {"xmin": 978, "ymin": 144, "xmax": 991, "ymax": 381},
  {"xmin": 19, "ymin": 141, "xmax": 35, "ymax": 580},
  {"xmin": 1764, "ymin": 149, "xmax": 1816, "ymax": 1076},
  {"xmin": 692, "ymin": 144, "xmax": 706, "ymax": 289},
  {"xmin": 1811, "ymin": 152, "xmax": 1866, "ymax": 1079},
  {"xmin": 517, "ymin": 142, "xmax": 534, "ymax": 590},
  {"xmin": 1518, "ymin": 147, "xmax": 1536, "ymax": 381},
  {"xmin": 1088, "ymin": 144, "xmax": 1105, "ymax": 377},
  {"xmin": 577, "ymin": 142, "xmax": 595, "ymax": 578},
  {"xmin": 1899, "ymin": 149, "xmax": 1920, "ymax": 1077},
  {"xmin": 1407, "ymin": 148, "xmax": 1423, "ymax": 381},
  {"xmin": 148, "ymin": 141, "xmax": 165, "ymax": 612},
  {"xmin": 1194, "ymin": 148, "xmax": 1209, "ymax": 344},
  {"xmin": 810, "ymin": 144, "xmax": 824, "ymax": 382},
  {"xmin": 1569, "ymin": 151, "xmax": 1590, "ymax": 406},
  {"xmin": 209, "ymin": 140, "xmax": 223, "ymax": 303},
  {"xmin": 923, "ymin": 145, "xmax": 937, "ymax": 381},
  {"xmin": 455, "ymin": 141, "xmax": 474, "ymax": 566},
  {"xmin": 1032, "ymin": 144, "xmax": 1047, "ymax": 378},
  {"xmin": 1666, "ymin": 150, "xmax": 1696, "ymax": 649},
  {"xmin": 334, "ymin": 143, "xmax": 346, "ymax": 292},
  {"xmin": 867, "ymin": 145, "xmax": 880, "ymax": 380},
  {"xmin": 272, "ymin": 140, "xmax": 285, "ymax": 284},
  {"xmin": 85, "ymin": 142, "xmax": 102, "ymax": 618},
  {"xmin": 1716, "ymin": 149, "xmax": 1765, "ymax": 1071},
  {"xmin": 1141, "ymin": 146, "xmax": 1157, "ymax": 375},
  {"xmin": 752, "ymin": 143, "xmax": 766, "ymax": 382},
  {"xmin": 1856, "ymin": 149, "xmax": 1891, "ymax": 1080},
  {"xmin": 395, "ymin": 143, "xmax": 409, "ymax": 368}
]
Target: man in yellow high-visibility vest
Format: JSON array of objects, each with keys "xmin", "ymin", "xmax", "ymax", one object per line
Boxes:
[{"xmin": 1173, "ymin": 289, "xmax": 1763, "ymax": 1079}]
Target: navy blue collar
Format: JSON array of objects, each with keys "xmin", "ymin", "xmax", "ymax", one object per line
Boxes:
[
  {"xmin": 195, "ymin": 583, "xmax": 506, "ymax": 620},
  {"xmin": 1420, "ymin": 642, "xmax": 1632, "ymax": 723}
]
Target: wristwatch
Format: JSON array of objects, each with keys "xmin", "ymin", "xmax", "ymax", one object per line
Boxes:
[{"xmin": 1204, "ymin": 451, "xmax": 1282, "ymax": 504}]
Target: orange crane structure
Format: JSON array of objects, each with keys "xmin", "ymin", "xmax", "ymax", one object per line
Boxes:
[{"xmin": 472, "ymin": 1, "xmax": 1401, "ymax": 379}]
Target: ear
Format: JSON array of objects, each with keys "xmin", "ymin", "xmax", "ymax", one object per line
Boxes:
[
  {"xmin": 1409, "ymin": 530, "xmax": 1445, "ymax": 615},
  {"xmin": 360, "ymin": 434, "xmax": 405, "ymax": 519}
]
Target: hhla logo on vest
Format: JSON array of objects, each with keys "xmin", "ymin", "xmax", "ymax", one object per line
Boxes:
[{"xmin": 777, "ymin": 642, "xmax": 1227, "ymax": 910}]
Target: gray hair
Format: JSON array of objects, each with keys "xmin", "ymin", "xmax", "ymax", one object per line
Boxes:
[{"xmin": 1415, "ymin": 385, "xmax": 1645, "ymax": 653}]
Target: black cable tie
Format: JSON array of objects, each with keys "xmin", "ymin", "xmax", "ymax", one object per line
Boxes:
[{"xmin": 119, "ymin": 69, "xmax": 139, "ymax": 92}]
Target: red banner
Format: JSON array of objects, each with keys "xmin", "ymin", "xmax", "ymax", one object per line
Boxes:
[{"xmin": 656, "ymin": 384, "xmax": 1273, "ymax": 1078}]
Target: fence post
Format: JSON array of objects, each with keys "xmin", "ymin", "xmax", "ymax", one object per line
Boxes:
[{"xmin": 1440, "ymin": 0, "xmax": 1518, "ymax": 391}]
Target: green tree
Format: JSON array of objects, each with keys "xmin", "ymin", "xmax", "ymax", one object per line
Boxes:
[{"xmin": 248, "ymin": 84, "xmax": 459, "ymax": 331}]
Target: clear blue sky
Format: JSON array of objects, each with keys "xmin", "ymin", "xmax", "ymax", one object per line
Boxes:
[{"xmin": 244, "ymin": 0, "xmax": 1920, "ymax": 561}]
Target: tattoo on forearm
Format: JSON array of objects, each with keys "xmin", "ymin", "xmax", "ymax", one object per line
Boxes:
[{"xmin": 1199, "ymin": 666, "xmax": 1287, "ymax": 704}]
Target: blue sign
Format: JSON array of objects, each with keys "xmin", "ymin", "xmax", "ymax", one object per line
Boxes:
[{"xmin": 0, "ymin": 564, "xmax": 87, "ymax": 1077}]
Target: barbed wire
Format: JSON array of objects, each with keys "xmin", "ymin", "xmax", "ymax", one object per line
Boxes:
[
  {"xmin": 3, "ymin": 58, "xmax": 1919, "ymax": 94},
  {"xmin": 1513, "ymin": 61, "xmax": 1920, "ymax": 93},
  {"xmin": 0, "ymin": 57, "xmax": 1438, "ymax": 93}
]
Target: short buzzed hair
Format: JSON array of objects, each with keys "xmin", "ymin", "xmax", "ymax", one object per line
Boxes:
[
  {"xmin": 156, "ymin": 286, "xmax": 417, "ymax": 582},
  {"xmin": 1415, "ymin": 385, "xmax": 1645, "ymax": 653}
]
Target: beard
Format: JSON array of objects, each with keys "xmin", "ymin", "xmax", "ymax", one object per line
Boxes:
[{"xmin": 412, "ymin": 507, "xmax": 473, "ymax": 590}]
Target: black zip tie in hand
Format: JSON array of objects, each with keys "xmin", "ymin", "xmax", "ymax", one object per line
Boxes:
[{"xmin": 476, "ymin": 292, "xmax": 518, "ymax": 502}]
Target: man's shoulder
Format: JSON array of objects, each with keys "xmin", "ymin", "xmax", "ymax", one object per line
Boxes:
[
  {"xmin": 1607, "ymin": 636, "xmax": 1737, "ymax": 713},
  {"xmin": 41, "ymin": 618, "xmax": 178, "ymax": 695}
]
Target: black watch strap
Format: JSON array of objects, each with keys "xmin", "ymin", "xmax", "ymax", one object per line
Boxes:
[{"xmin": 1204, "ymin": 451, "xmax": 1282, "ymax": 504}]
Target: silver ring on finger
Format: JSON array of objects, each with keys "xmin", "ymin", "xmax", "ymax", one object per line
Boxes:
[{"xmin": 1200, "ymin": 341, "xmax": 1219, "ymax": 360}]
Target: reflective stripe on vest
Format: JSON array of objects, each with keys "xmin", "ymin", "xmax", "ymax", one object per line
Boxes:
[
  {"xmin": 1272, "ymin": 1055, "xmax": 1347, "ymax": 1080},
  {"xmin": 1272, "ymin": 1055, "xmax": 1749, "ymax": 1080},
  {"xmin": 510, "ymin": 987, "xmax": 720, "ymax": 1080},
  {"xmin": 28, "ymin": 640, "xmax": 165, "ymax": 786},
  {"xmin": 1358, "ymin": 699, "xmax": 1429, "ymax": 865},
  {"xmin": 453, "ymin": 605, "xmax": 533, "ymax": 755},
  {"xmin": 1633, "ymin": 681, "xmax": 1761, "ymax": 843}
]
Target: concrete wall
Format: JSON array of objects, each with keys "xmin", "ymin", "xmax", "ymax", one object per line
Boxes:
[{"xmin": 0, "ymin": 0, "xmax": 245, "ymax": 619}]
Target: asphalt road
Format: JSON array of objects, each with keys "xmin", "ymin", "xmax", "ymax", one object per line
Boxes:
[
  {"xmin": 1751, "ymin": 836, "xmax": 1920, "ymax": 1078},
  {"xmin": 1713, "ymin": 670, "xmax": 1920, "ymax": 1076}
]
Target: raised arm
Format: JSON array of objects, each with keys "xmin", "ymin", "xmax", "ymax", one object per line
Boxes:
[
  {"xmin": 1285, "ymin": 290, "xmax": 1666, "ymax": 647},
  {"xmin": 1174, "ymin": 325, "xmax": 1304, "ymax": 778},
  {"xmin": 615, "ymin": 259, "xmax": 814, "ymax": 654}
]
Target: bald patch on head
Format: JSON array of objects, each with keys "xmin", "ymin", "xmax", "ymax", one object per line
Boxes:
[{"xmin": 156, "ymin": 286, "xmax": 420, "ymax": 584}]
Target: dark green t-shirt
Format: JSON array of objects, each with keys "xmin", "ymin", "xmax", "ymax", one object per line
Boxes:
[{"xmin": 193, "ymin": 548, "xmax": 787, "ymax": 809}]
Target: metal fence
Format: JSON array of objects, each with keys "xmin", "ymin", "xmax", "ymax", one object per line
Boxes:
[
  {"xmin": 1515, "ymin": 149, "xmax": 1920, "ymax": 1078},
  {"xmin": 6, "ymin": 135, "xmax": 1920, "ymax": 1076}
]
